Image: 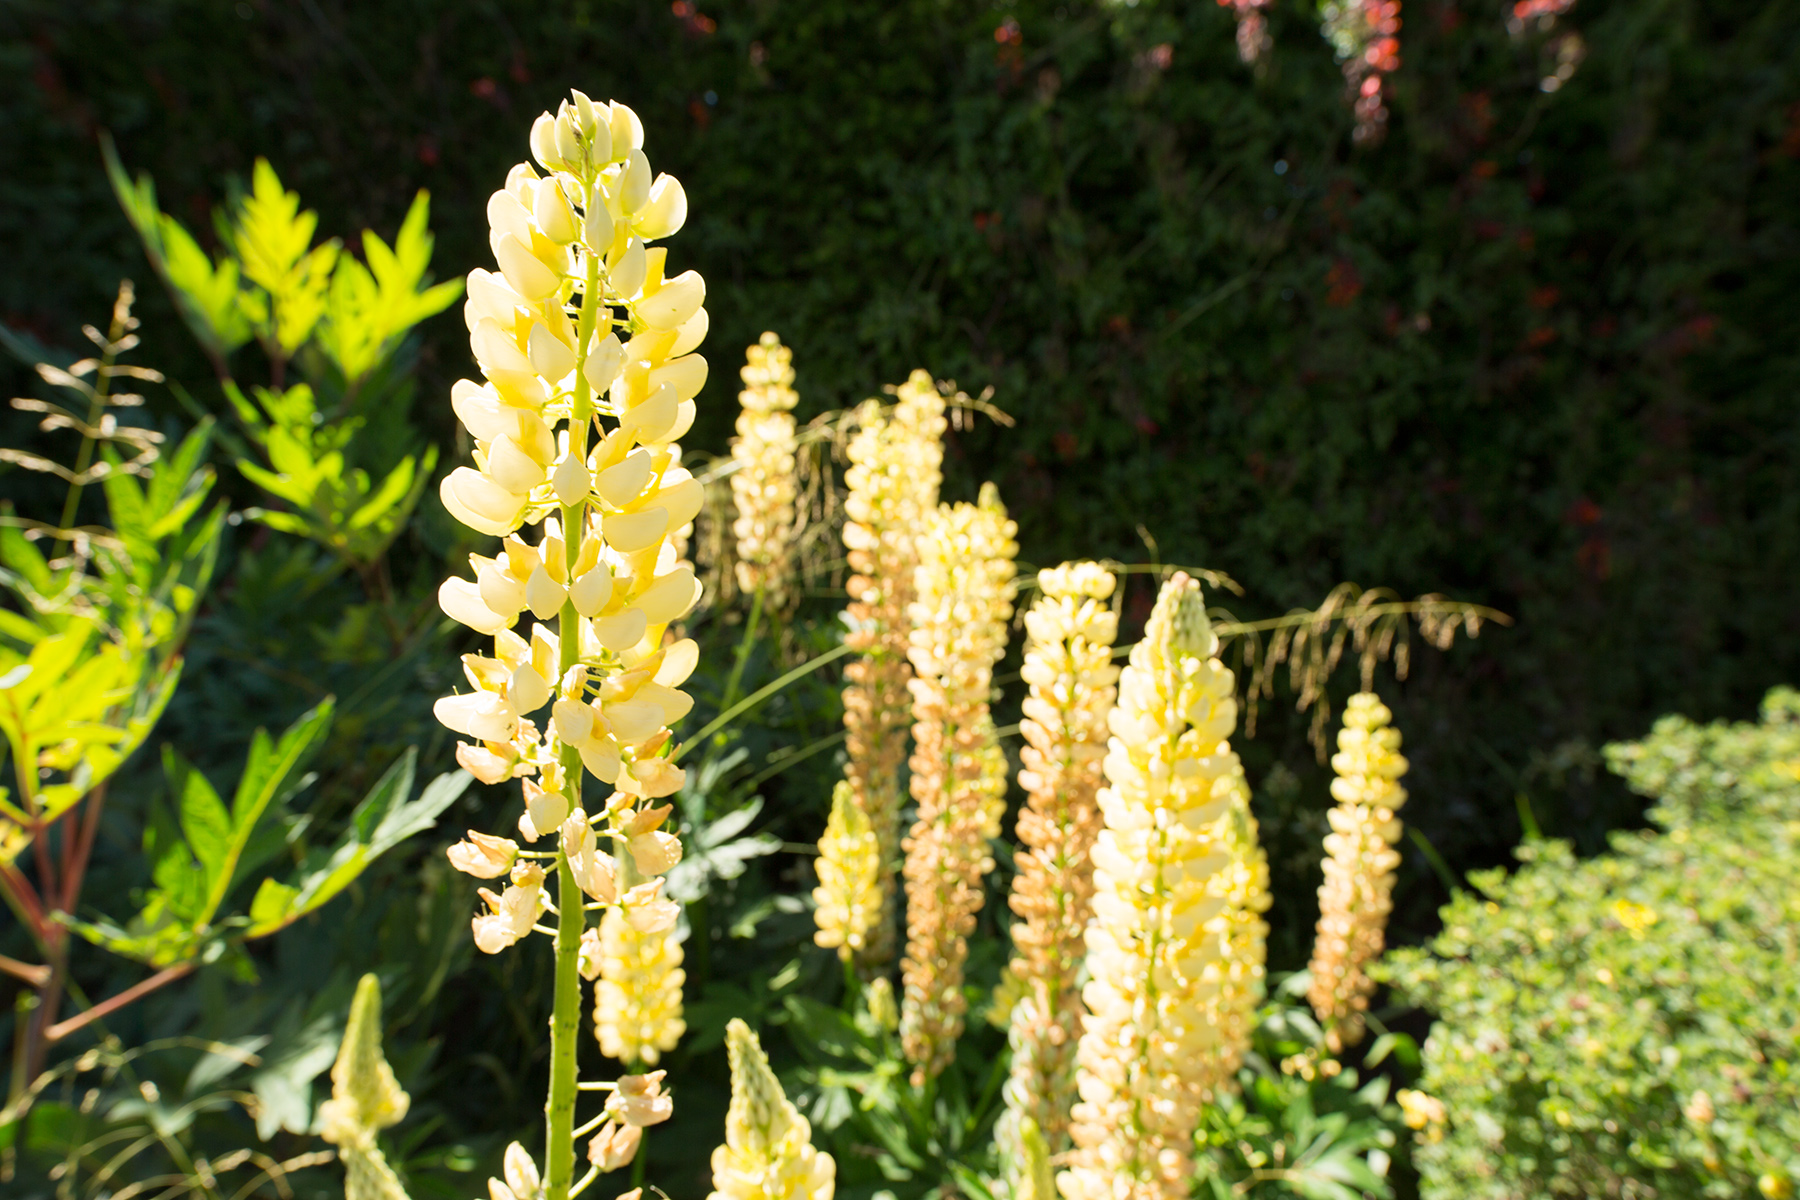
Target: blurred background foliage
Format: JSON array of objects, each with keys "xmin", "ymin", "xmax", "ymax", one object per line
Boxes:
[{"xmin": 0, "ymin": 0, "xmax": 1797, "ymax": 1196}]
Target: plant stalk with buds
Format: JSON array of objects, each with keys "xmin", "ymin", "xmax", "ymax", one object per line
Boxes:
[
  {"xmin": 435, "ymin": 90, "xmax": 705, "ymax": 1200},
  {"xmin": 998, "ymin": 562, "xmax": 1119, "ymax": 1167},
  {"xmin": 899, "ymin": 482, "xmax": 1017, "ymax": 1084},
  {"xmin": 1307, "ymin": 691, "xmax": 1408, "ymax": 1051}
]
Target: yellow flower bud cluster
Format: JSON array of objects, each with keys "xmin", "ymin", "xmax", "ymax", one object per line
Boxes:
[
  {"xmin": 999, "ymin": 563, "xmax": 1120, "ymax": 1166},
  {"xmin": 1062, "ymin": 573, "xmax": 1270, "ymax": 1200},
  {"xmin": 319, "ymin": 976, "xmax": 411, "ymax": 1200},
  {"xmin": 730, "ymin": 332, "xmax": 800, "ymax": 607},
  {"xmin": 433, "ymin": 92, "xmax": 707, "ymax": 974},
  {"xmin": 813, "ymin": 780, "xmax": 883, "ymax": 959},
  {"xmin": 590, "ymin": 906, "xmax": 687, "ymax": 1066},
  {"xmin": 838, "ymin": 370, "xmax": 946, "ymax": 964},
  {"xmin": 900, "ymin": 483, "xmax": 1018, "ymax": 1084},
  {"xmin": 1307, "ymin": 691, "xmax": 1408, "ymax": 1051},
  {"xmin": 709, "ymin": 1019, "xmax": 837, "ymax": 1200}
]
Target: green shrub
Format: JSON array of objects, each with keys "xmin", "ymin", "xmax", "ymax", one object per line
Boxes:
[{"xmin": 1382, "ymin": 688, "xmax": 1800, "ymax": 1199}]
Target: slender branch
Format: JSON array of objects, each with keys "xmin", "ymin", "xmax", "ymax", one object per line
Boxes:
[
  {"xmin": 44, "ymin": 962, "xmax": 195, "ymax": 1043},
  {"xmin": 0, "ymin": 954, "xmax": 50, "ymax": 987}
]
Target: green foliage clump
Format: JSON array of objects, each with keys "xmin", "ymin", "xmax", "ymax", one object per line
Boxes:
[{"xmin": 1382, "ymin": 689, "xmax": 1800, "ymax": 1199}]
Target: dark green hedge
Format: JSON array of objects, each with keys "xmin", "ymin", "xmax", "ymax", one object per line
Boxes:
[{"xmin": 4, "ymin": 0, "xmax": 1799, "ymax": 902}]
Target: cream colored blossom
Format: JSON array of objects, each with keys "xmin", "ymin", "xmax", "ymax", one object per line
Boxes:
[
  {"xmin": 1307, "ymin": 691, "xmax": 1408, "ymax": 1051},
  {"xmin": 708, "ymin": 1019, "xmax": 836, "ymax": 1200},
  {"xmin": 838, "ymin": 371, "xmax": 946, "ymax": 965},
  {"xmin": 1060, "ymin": 572, "xmax": 1271, "ymax": 1200},
  {"xmin": 999, "ymin": 563, "xmax": 1119, "ymax": 1168},
  {"xmin": 813, "ymin": 780, "xmax": 882, "ymax": 959},
  {"xmin": 594, "ymin": 907, "xmax": 686, "ymax": 1066},
  {"xmin": 436, "ymin": 93, "xmax": 709, "ymax": 966},
  {"xmin": 731, "ymin": 332, "xmax": 801, "ymax": 607},
  {"xmin": 899, "ymin": 483, "xmax": 1018, "ymax": 1084}
]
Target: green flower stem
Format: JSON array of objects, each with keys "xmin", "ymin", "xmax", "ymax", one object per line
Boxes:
[
  {"xmin": 674, "ymin": 641, "xmax": 853, "ymax": 763},
  {"xmin": 546, "ymin": 234, "xmax": 605, "ymax": 1200},
  {"xmin": 719, "ymin": 584, "xmax": 765, "ymax": 718}
]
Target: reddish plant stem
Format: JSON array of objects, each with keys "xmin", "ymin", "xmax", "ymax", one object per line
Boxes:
[{"xmin": 44, "ymin": 962, "xmax": 195, "ymax": 1044}]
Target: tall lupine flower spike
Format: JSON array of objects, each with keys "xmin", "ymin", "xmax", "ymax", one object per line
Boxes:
[
  {"xmin": 434, "ymin": 90, "xmax": 707, "ymax": 1200},
  {"xmin": 1320, "ymin": 0, "xmax": 1402, "ymax": 143},
  {"xmin": 708, "ymin": 1019, "xmax": 837, "ymax": 1200},
  {"xmin": 813, "ymin": 780, "xmax": 882, "ymax": 959},
  {"xmin": 1216, "ymin": 0, "xmax": 1272, "ymax": 63},
  {"xmin": 730, "ymin": 332, "xmax": 800, "ymax": 610},
  {"xmin": 1307, "ymin": 691, "xmax": 1408, "ymax": 1052},
  {"xmin": 320, "ymin": 975, "xmax": 412, "ymax": 1200},
  {"xmin": 899, "ymin": 482, "xmax": 1018, "ymax": 1084},
  {"xmin": 998, "ymin": 563, "xmax": 1119, "ymax": 1170},
  {"xmin": 1061, "ymin": 572, "xmax": 1271, "ymax": 1200},
  {"xmin": 838, "ymin": 370, "xmax": 946, "ymax": 965}
]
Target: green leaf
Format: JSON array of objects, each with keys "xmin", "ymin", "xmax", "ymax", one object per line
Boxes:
[
  {"xmin": 190, "ymin": 699, "xmax": 333, "ymax": 924},
  {"xmin": 102, "ymin": 134, "xmax": 252, "ymax": 358},
  {"xmin": 248, "ymin": 877, "xmax": 300, "ymax": 929},
  {"xmin": 227, "ymin": 159, "xmax": 340, "ymax": 357},
  {"xmin": 163, "ymin": 745, "xmax": 231, "ymax": 883},
  {"xmin": 244, "ymin": 760, "xmax": 469, "ymax": 938}
]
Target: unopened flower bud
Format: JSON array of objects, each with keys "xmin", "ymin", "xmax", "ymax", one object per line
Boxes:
[
  {"xmin": 553, "ymin": 452, "xmax": 592, "ymax": 506},
  {"xmin": 555, "ymin": 108, "xmax": 584, "ymax": 170},
  {"xmin": 530, "ymin": 112, "xmax": 562, "ymax": 171},
  {"xmin": 504, "ymin": 1141, "xmax": 541, "ymax": 1200},
  {"xmin": 582, "ymin": 184, "xmax": 615, "ymax": 252},
  {"xmin": 534, "ymin": 177, "xmax": 579, "ymax": 245}
]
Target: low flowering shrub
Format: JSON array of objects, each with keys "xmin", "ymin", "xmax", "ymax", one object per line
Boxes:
[{"xmin": 1382, "ymin": 688, "xmax": 1800, "ymax": 1199}]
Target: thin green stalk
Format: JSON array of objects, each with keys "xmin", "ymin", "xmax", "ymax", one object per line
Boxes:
[
  {"xmin": 675, "ymin": 642, "xmax": 853, "ymax": 762},
  {"xmin": 630, "ymin": 1128, "xmax": 649, "ymax": 1189},
  {"xmin": 544, "ymin": 229, "xmax": 604, "ymax": 1200},
  {"xmin": 719, "ymin": 585, "xmax": 765, "ymax": 718},
  {"xmin": 842, "ymin": 954, "xmax": 858, "ymax": 1014}
]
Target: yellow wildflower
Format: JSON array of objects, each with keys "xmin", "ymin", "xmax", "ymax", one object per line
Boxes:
[
  {"xmin": 1307, "ymin": 691, "xmax": 1409, "ymax": 1051},
  {"xmin": 1061, "ymin": 572, "xmax": 1270, "ymax": 1200},
  {"xmin": 814, "ymin": 780, "xmax": 883, "ymax": 959},
  {"xmin": 900, "ymin": 483, "xmax": 1018, "ymax": 1084},
  {"xmin": 1000, "ymin": 562, "xmax": 1119, "ymax": 1166},
  {"xmin": 839, "ymin": 370, "xmax": 946, "ymax": 965},
  {"xmin": 731, "ymin": 332, "xmax": 801, "ymax": 607},
  {"xmin": 708, "ymin": 1019, "xmax": 836, "ymax": 1200}
]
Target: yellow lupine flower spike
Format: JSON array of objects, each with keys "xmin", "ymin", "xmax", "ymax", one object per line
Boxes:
[
  {"xmin": 999, "ymin": 562, "xmax": 1119, "ymax": 1169},
  {"xmin": 708, "ymin": 1018, "xmax": 837, "ymax": 1200},
  {"xmin": 1061, "ymin": 572, "xmax": 1270, "ymax": 1200},
  {"xmin": 1307, "ymin": 691, "xmax": 1409, "ymax": 1051},
  {"xmin": 731, "ymin": 332, "xmax": 801, "ymax": 607},
  {"xmin": 900, "ymin": 482, "xmax": 1018, "ymax": 1084},
  {"xmin": 839, "ymin": 370, "xmax": 946, "ymax": 965},
  {"xmin": 319, "ymin": 974, "xmax": 411, "ymax": 1200},
  {"xmin": 593, "ymin": 907, "xmax": 687, "ymax": 1066},
  {"xmin": 813, "ymin": 780, "xmax": 883, "ymax": 959}
]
